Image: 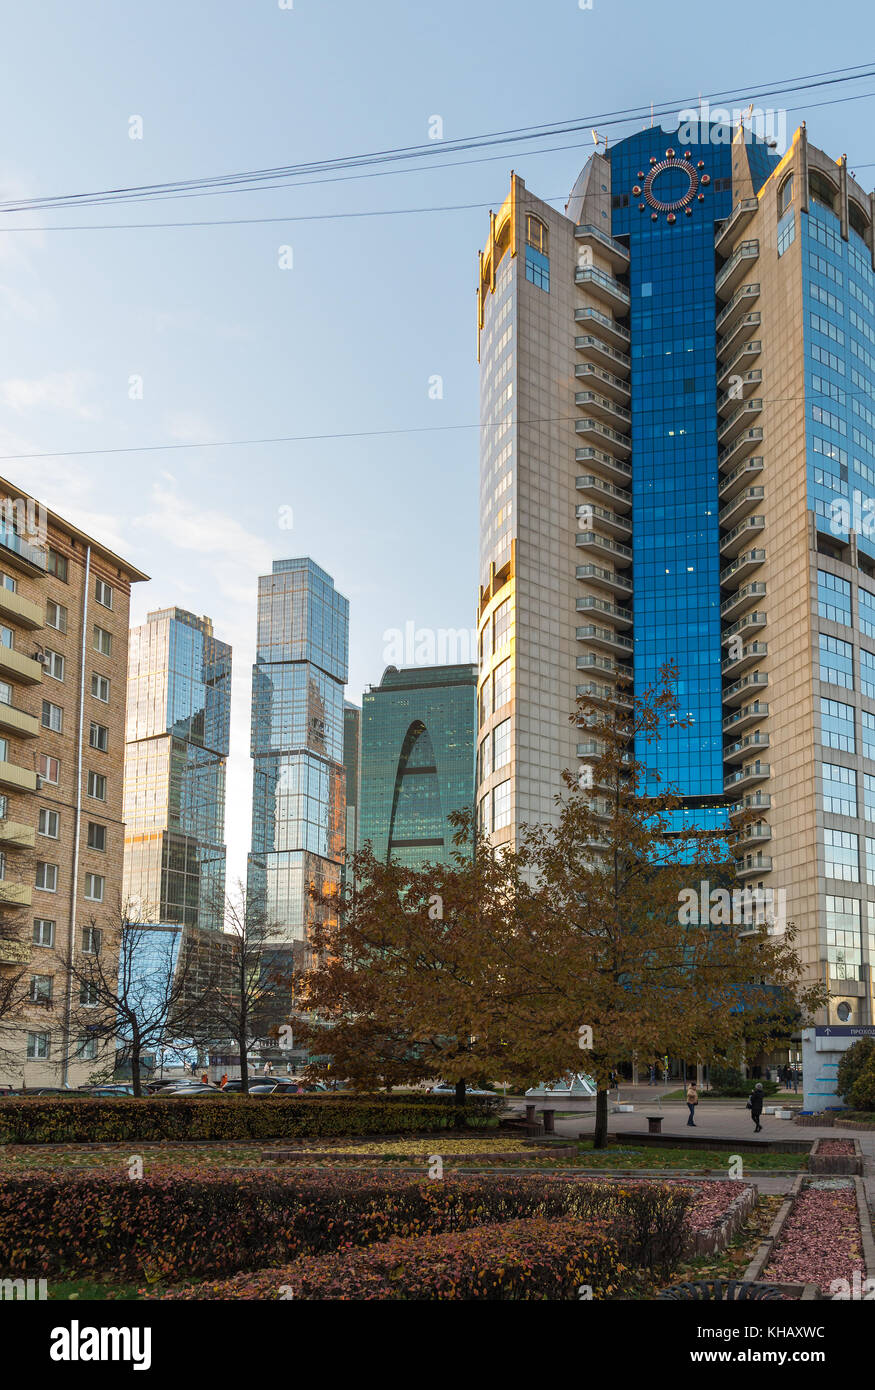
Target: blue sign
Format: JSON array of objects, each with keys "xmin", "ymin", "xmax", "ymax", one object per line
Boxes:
[{"xmin": 815, "ymin": 1025, "xmax": 875, "ymax": 1038}]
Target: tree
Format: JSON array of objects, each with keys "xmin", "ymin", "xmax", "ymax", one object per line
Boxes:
[
  {"xmin": 836, "ymin": 1036, "xmax": 875, "ymax": 1105},
  {"xmin": 493, "ymin": 667, "xmax": 828, "ymax": 1146},
  {"xmin": 0, "ymin": 919, "xmax": 30, "ymax": 1079}
]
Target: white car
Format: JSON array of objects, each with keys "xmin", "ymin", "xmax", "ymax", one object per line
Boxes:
[{"xmin": 428, "ymin": 1083, "xmax": 498, "ymax": 1099}]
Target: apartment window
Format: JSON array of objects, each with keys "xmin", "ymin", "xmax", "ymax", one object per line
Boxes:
[
  {"xmin": 0, "ymin": 851, "xmax": 6, "ymax": 879},
  {"xmin": 0, "ymin": 738, "xmax": 8, "ymax": 762},
  {"xmin": 825, "ymin": 895, "xmax": 861, "ymax": 980},
  {"xmin": 0, "ymin": 625, "xmax": 13, "ymax": 649},
  {"xmin": 0, "ymin": 572, "xmax": 16, "ymax": 593},
  {"xmin": 819, "ymin": 633, "xmax": 854, "ymax": 689},
  {"xmin": 91, "ymin": 673, "xmax": 110, "ymax": 702},
  {"xmin": 38, "ymin": 808, "xmax": 60, "ymax": 839},
  {"xmin": 779, "ymin": 173, "xmax": 794, "ymax": 212},
  {"xmin": 87, "ymin": 822, "xmax": 106, "ymax": 851},
  {"xmin": 493, "ymin": 779, "xmax": 511, "ymax": 831},
  {"xmin": 863, "ymin": 710, "xmax": 875, "ymax": 761},
  {"xmin": 35, "ymin": 862, "xmax": 58, "ymax": 892},
  {"xmin": 777, "ymin": 209, "xmax": 796, "ymax": 257},
  {"xmin": 861, "ymin": 647, "xmax": 875, "ymax": 700},
  {"xmin": 493, "ymin": 598, "xmax": 512, "ymax": 651},
  {"xmin": 525, "ymin": 246, "xmax": 550, "ymax": 292},
  {"xmin": 479, "ymin": 676, "xmax": 490, "ymax": 728},
  {"xmin": 0, "ymin": 795, "xmax": 7, "ymax": 820},
  {"xmin": 493, "ymin": 658, "xmax": 511, "ymax": 710},
  {"xmin": 824, "ymin": 827, "xmax": 859, "ymax": 882},
  {"xmin": 32, "ymin": 918, "xmax": 55, "ymax": 947},
  {"xmin": 823, "ymin": 762, "xmax": 857, "ymax": 816},
  {"xmin": 76, "ymin": 1035, "xmax": 98, "ymax": 1061},
  {"xmin": 0, "ymin": 681, "xmax": 11, "ymax": 706},
  {"xmin": 866, "ymin": 773, "xmax": 875, "ymax": 822},
  {"xmin": 45, "ymin": 599, "xmax": 68, "ymax": 633},
  {"xmin": 29, "ymin": 974, "xmax": 53, "ymax": 1003},
  {"xmin": 41, "ymin": 700, "xmax": 63, "ymax": 733},
  {"xmin": 820, "ymin": 697, "xmax": 855, "ymax": 752},
  {"xmin": 38, "ymin": 754, "xmax": 60, "ymax": 785},
  {"xmin": 92, "ymin": 625, "xmax": 112, "ymax": 656},
  {"xmin": 89, "ymin": 721, "xmax": 108, "ymax": 752},
  {"xmin": 477, "ymin": 792, "xmax": 490, "ymax": 834},
  {"xmin": 82, "ymin": 925, "xmax": 102, "ymax": 953},
  {"xmin": 525, "ymin": 214, "xmax": 548, "ymax": 254},
  {"xmin": 478, "ymin": 733, "xmax": 491, "ymax": 785},
  {"xmin": 860, "ymin": 588, "xmax": 875, "ymax": 639},
  {"xmin": 94, "ymin": 578, "xmax": 114, "ymax": 610},
  {"xmin": 44, "ymin": 649, "xmax": 65, "ymax": 682},
  {"xmin": 87, "ymin": 771, "xmax": 107, "ymax": 801},
  {"xmin": 84, "ymin": 873, "xmax": 104, "ymax": 903},
  {"xmin": 817, "ymin": 570, "xmax": 851, "ymax": 625},
  {"xmin": 26, "ymin": 1032, "xmax": 50, "ymax": 1059},
  {"xmin": 493, "ymin": 717, "xmax": 511, "ymax": 772},
  {"xmin": 79, "ymin": 983, "xmax": 99, "ymax": 1007},
  {"xmin": 866, "ymin": 838, "xmax": 875, "ymax": 886},
  {"xmin": 46, "ymin": 548, "xmax": 68, "ymax": 582}
]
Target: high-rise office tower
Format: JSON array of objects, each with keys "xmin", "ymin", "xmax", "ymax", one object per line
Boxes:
[
  {"xmin": 359, "ymin": 664, "xmax": 477, "ymax": 869},
  {"xmin": 475, "ymin": 120, "xmax": 875, "ymax": 1027},
  {"xmin": 343, "ymin": 701, "xmax": 361, "ymax": 871},
  {"xmin": 123, "ymin": 608, "xmax": 231, "ymax": 933},
  {"xmin": 248, "ymin": 559, "xmax": 348, "ymax": 946}
]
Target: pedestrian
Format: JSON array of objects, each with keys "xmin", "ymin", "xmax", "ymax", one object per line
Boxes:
[
  {"xmin": 201, "ymin": 1073, "xmax": 208, "ymax": 1085},
  {"xmin": 648, "ymin": 1064, "xmax": 655, "ymax": 1086},
  {"xmin": 685, "ymin": 1081, "xmax": 699, "ymax": 1127},
  {"xmin": 220, "ymin": 1073, "xmax": 228, "ymax": 1089},
  {"xmin": 748, "ymin": 1081, "xmax": 764, "ymax": 1133}
]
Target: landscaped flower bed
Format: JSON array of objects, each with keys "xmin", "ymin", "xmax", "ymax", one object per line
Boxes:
[
  {"xmin": 816, "ymin": 1139, "xmax": 854, "ymax": 1155},
  {"xmin": 808, "ymin": 1137, "xmax": 863, "ymax": 1174},
  {"xmin": 764, "ymin": 1183, "xmax": 864, "ymax": 1293}
]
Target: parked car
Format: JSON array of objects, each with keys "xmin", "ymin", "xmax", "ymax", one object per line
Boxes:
[
  {"xmin": 427, "ymin": 1083, "xmax": 498, "ymax": 1099},
  {"xmin": 78, "ymin": 1084, "xmax": 135, "ymax": 1097}
]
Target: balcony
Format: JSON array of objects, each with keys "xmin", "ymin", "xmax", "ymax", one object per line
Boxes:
[
  {"xmin": 719, "ymin": 456, "xmax": 764, "ymax": 503},
  {"xmin": 0, "ymin": 644, "xmax": 43, "ymax": 685},
  {"xmin": 721, "ymin": 580, "xmax": 766, "ymax": 620},
  {"xmin": 0, "ymin": 701, "xmax": 39, "ymax": 739},
  {"xmin": 575, "ymin": 532, "xmax": 633, "ymax": 567},
  {"xmin": 719, "ymin": 515, "xmax": 765, "ymax": 558},
  {"xmin": 0, "ymin": 882, "xmax": 33, "ymax": 909},
  {"xmin": 735, "ymin": 854, "xmax": 773, "ymax": 879},
  {"xmin": 717, "ymin": 339, "xmax": 762, "ymax": 389},
  {"xmin": 723, "ymin": 640, "xmax": 767, "ymax": 677},
  {"xmin": 574, "ymin": 362, "xmax": 631, "ymax": 403},
  {"xmin": 724, "ymin": 732, "xmax": 771, "ymax": 765},
  {"xmin": 719, "ymin": 486, "xmax": 764, "ymax": 530},
  {"xmin": 719, "ymin": 427, "xmax": 764, "ymax": 472},
  {"xmin": 574, "ymin": 264, "xmax": 631, "ymax": 311},
  {"xmin": 574, "ymin": 334, "xmax": 630, "ymax": 373},
  {"xmin": 575, "ymin": 474, "xmax": 632, "ymax": 511},
  {"xmin": 717, "ymin": 371, "xmax": 763, "ymax": 416},
  {"xmin": 575, "ymin": 624, "xmax": 634, "ymax": 655},
  {"xmin": 0, "ymin": 820, "xmax": 35, "ymax": 848},
  {"xmin": 575, "ymin": 503, "xmax": 631, "ymax": 540},
  {"xmin": 0, "ymin": 760, "xmax": 38, "ymax": 793},
  {"xmin": 574, "ymin": 390, "xmax": 631, "ymax": 430},
  {"xmin": 716, "ymin": 240, "xmax": 760, "ymax": 299},
  {"xmin": 723, "ymin": 700, "xmax": 769, "ymax": 734},
  {"xmin": 724, "ymin": 761, "xmax": 770, "ymax": 792},
  {"xmin": 717, "ymin": 312, "xmax": 762, "ymax": 363},
  {"xmin": 576, "ymin": 595, "xmax": 633, "ymax": 628},
  {"xmin": 575, "ymin": 418, "xmax": 632, "ymax": 457},
  {"xmin": 734, "ymin": 822, "xmax": 772, "ymax": 845},
  {"xmin": 576, "ymin": 653, "xmax": 632, "ymax": 679},
  {"xmin": 729, "ymin": 791, "xmax": 772, "ymax": 820},
  {"xmin": 715, "ymin": 198, "xmax": 759, "ymax": 256},
  {"xmin": 718, "ymin": 399, "xmax": 764, "ymax": 446},
  {"xmin": 0, "ymin": 587, "xmax": 44, "ymax": 631},
  {"xmin": 574, "ymin": 306, "xmax": 630, "ymax": 347},
  {"xmin": 574, "ymin": 223, "xmax": 631, "ymax": 271},
  {"xmin": 0, "ymin": 524, "xmax": 47, "ymax": 575},
  {"xmin": 720, "ymin": 548, "xmax": 766, "ymax": 590},
  {"xmin": 723, "ymin": 670, "xmax": 769, "ymax": 706},
  {"xmin": 577, "ymin": 681, "xmax": 633, "ymax": 709},
  {"xmin": 723, "ymin": 611, "xmax": 767, "ymax": 645},
  {"xmin": 575, "ymin": 447, "xmax": 632, "ymax": 486},
  {"xmin": 576, "ymin": 563, "xmax": 633, "ymax": 597}
]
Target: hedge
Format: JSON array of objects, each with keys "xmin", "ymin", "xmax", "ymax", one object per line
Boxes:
[
  {"xmin": 162, "ymin": 1218, "xmax": 633, "ymax": 1300},
  {"xmin": 0, "ymin": 1171, "xmax": 693, "ymax": 1284},
  {"xmin": 0, "ymin": 1096, "xmax": 497, "ymax": 1145}
]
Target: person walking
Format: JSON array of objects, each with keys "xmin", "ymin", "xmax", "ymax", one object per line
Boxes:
[
  {"xmin": 685, "ymin": 1081, "xmax": 699, "ymax": 1126},
  {"xmin": 748, "ymin": 1081, "xmax": 765, "ymax": 1132}
]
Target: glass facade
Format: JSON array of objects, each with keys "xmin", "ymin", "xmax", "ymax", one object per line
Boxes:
[
  {"xmin": 359, "ymin": 664, "xmax": 477, "ymax": 869},
  {"xmin": 124, "ymin": 609, "xmax": 231, "ymax": 931},
  {"xmin": 247, "ymin": 559, "xmax": 348, "ymax": 943}
]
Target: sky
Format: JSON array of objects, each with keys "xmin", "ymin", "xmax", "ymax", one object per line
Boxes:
[{"xmin": 0, "ymin": 0, "xmax": 872, "ymax": 885}]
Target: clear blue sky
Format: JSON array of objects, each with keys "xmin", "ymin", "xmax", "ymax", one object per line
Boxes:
[{"xmin": 0, "ymin": 0, "xmax": 870, "ymax": 883}]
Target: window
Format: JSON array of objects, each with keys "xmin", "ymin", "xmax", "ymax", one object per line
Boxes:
[
  {"xmin": 823, "ymin": 762, "xmax": 856, "ymax": 816},
  {"xmin": 819, "ymin": 633, "xmax": 854, "ymax": 689},
  {"xmin": 866, "ymin": 837, "xmax": 875, "ymax": 886},
  {"xmin": 478, "ymin": 676, "xmax": 490, "ymax": 727},
  {"xmin": 94, "ymin": 578, "xmax": 114, "ymax": 610},
  {"xmin": 79, "ymin": 983, "xmax": 99, "ymax": 1007},
  {"xmin": 87, "ymin": 771, "xmax": 106, "ymax": 801},
  {"xmin": 493, "ymin": 658, "xmax": 511, "ymax": 710},
  {"xmin": 87, "ymin": 822, "xmax": 106, "ymax": 851},
  {"xmin": 493, "ymin": 717, "xmax": 511, "ymax": 771},
  {"xmin": 863, "ymin": 710, "xmax": 875, "ymax": 761},
  {"xmin": 0, "ymin": 737, "xmax": 8, "ymax": 763},
  {"xmin": 777, "ymin": 208, "xmax": 795, "ymax": 257},
  {"xmin": 862, "ymin": 648, "xmax": 875, "ymax": 700},
  {"xmin": 525, "ymin": 246, "xmax": 550, "ymax": 292},
  {"xmin": 32, "ymin": 918, "xmax": 55, "ymax": 947},
  {"xmin": 92, "ymin": 625, "xmax": 112, "ymax": 656},
  {"xmin": 0, "ymin": 851, "xmax": 6, "ymax": 879},
  {"xmin": 525, "ymin": 214, "xmax": 548, "ymax": 254},
  {"xmin": 81, "ymin": 925, "xmax": 102, "ymax": 953},
  {"xmin": 0, "ymin": 572, "xmax": 16, "ymax": 593},
  {"xmin": 89, "ymin": 721, "xmax": 108, "ymax": 752},
  {"xmin": 38, "ymin": 754, "xmax": 60, "ymax": 785},
  {"xmin": 0, "ymin": 625, "xmax": 13, "ymax": 649},
  {"xmin": 821, "ymin": 697, "xmax": 855, "ymax": 752},
  {"xmin": 493, "ymin": 779, "xmax": 511, "ymax": 831},
  {"xmin": 84, "ymin": 873, "xmax": 104, "ymax": 903},
  {"xmin": 38, "ymin": 808, "xmax": 59, "ymax": 839},
  {"xmin": 76, "ymin": 1035, "xmax": 98, "ymax": 1061},
  {"xmin": 29, "ymin": 974, "xmax": 53, "ymax": 1003},
  {"xmin": 779, "ymin": 173, "xmax": 794, "ymax": 212},
  {"xmin": 0, "ymin": 680, "xmax": 11, "ymax": 706},
  {"xmin": 91, "ymin": 673, "xmax": 110, "ymax": 702},
  {"xmin": 26, "ymin": 1032, "xmax": 50, "ymax": 1059},
  {"xmin": 46, "ymin": 548, "xmax": 68, "ymax": 582},
  {"xmin": 817, "ymin": 571, "xmax": 851, "ymax": 625},
  {"xmin": 44, "ymin": 649, "xmax": 65, "ymax": 682},
  {"xmin": 0, "ymin": 795, "xmax": 7, "ymax": 820},
  {"xmin": 824, "ymin": 827, "xmax": 859, "ymax": 881},
  {"xmin": 493, "ymin": 598, "xmax": 512, "ymax": 651},
  {"xmin": 45, "ymin": 599, "xmax": 67, "ymax": 633},
  {"xmin": 41, "ymin": 700, "xmax": 63, "ymax": 733},
  {"xmin": 35, "ymin": 862, "xmax": 58, "ymax": 892},
  {"xmin": 825, "ymin": 895, "xmax": 861, "ymax": 979},
  {"xmin": 478, "ymin": 733, "xmax": 491, "ymax": 785},
  {"xmin": 809, "ymin": 170, "xmax": 837, "ymax": 211},
  {"xmin": 865, "ymin": 773, "xmax": 875, "ymax": 821}
]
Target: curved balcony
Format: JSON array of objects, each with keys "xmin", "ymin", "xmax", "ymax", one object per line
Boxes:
[
  {"xmin": 723, "ymin": 611, "xmax": 767, "ymax": 645},
  {"xmin": 576, "ymin": 563, "xmax": 633, "ymax": 596},
  {"xmin": 735, "ymin": 854, "xmax": 773, "ymax": 879},
  {"xmin": 575, "ymin": 446, "xmax": 632, "ymax": 486},
  {"xmin": 717, "ymin": 339, "xmax": 762, "ymax": 389},
  {"xmin": 723, "ymin": 640, "xmax": 768, "ymax": 677},
  {"xmin": 725, "ymin": 761, "xmax": 770, "ymax": 793},
  {"xmin": 719, "ymin": 427, "xmax": 764, "ymax": 473},
  {"xmin": 575, "ymin": 504, "xmax": 631, "ymax": 541},
  {"xmin": 719, "ymin": 486, "xmax": 764, "ymax": 530},
  {"xmin": 718, "ymin": 399, "xmax": 764, "ymax": 446},
  {"xmin": 729, "ymin": 791, "xmax": 771, "ymax": 820},
  {"xmin": 574, "ymin": 223, "xmax": 631, "ymax": 271},
  {"xmin": 574, "ymin": 362, "xmax": 631, "ymax": 403},
  {"xmin": 723, "ymin": 700, "xmax": 769, "ymax": 734},
  {"xmin": 719, "ymin": 515, "xmax": 765, "ymax": 558},
  {"xmin": 733, "ymin": 822, "xmax": 772, "ymax": 845},
  {"xmin": 721, "ymin": 579, "xmax": 766, "ymax": 620},
  {"xmin": 576, "ymin": 653, "xmax": 632, "ymax": 679},
  {"xmin": 574, "ymin": 264, "xmax": 630, "ymax": 311},
  {"xmin": 574, "ymin": 305, "xmax": 630, "ymax": 347},
  {"xmin": 577, "ymin": 681, "xmax": 634, "ymax": 710},
  {"xmin": 575, "ymin": 624, "xmax": 634, "ymax": 655},
  {"xmin": 717, "ymin": 371, "xmax": 763, "ymax": 416},
  {"xmin": 715, "ymin": 198, "xmax": 759, "ymax": 256},
  {"xmin": 575, "ymin": 532, "xmax": 633, "ymax": 567},
  {"xmin": 576, "ymin": 595, "xmax": 633, "ymax": 628},
  {"xmin": 723, "ymin": 670, "xmax": 769, "ymax": 706},
  {"xmin": 719, "ymin": 456, "xmax": 764, "ymax": 503},
  {"xmin": 716, "ymin": 283, "xmax": 761, "ymax": 337},
  {"xmin": 716, "ymin": 240, "xmax": 760, "ymax": 299},
  {"xmin": 574, "ymin": 334, "xmax": 630, "ymax": 373},
  {"xmin": 576, "ymin": 475, "xmax": 632, "ymax": 511},
  {"xmin": 574, "ymin": 390, "xmax": 631, "ymax": 430},
  {"xmin": 575, "ymin": 418, "xmax": 632, "ymax": 457},
  {"xmin": 724, "ymin": 732, "xmax": 771, "ymax": 765}
]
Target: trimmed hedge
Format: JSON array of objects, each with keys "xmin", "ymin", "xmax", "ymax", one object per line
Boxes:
[
  {"xmin": 161, "ymin": 1218, "xmax": 633, "ymax": 1300},
  {"xmin": 0, "ymin": 1171, "xmax": 693, "ymax": 1284},
  {"xmin": 0, "ymin": 1096, "xmax": 496, "ymax": 1145}
]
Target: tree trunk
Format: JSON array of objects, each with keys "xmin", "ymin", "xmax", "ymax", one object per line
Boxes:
[
  {"xmin": 239, "ymin": 1033, "xmax": 249, "ymax": 1094},
  {"xmin": 594, "ymin": 1087, "xmax": 609, "ymax": 1149},
  {"xmin": 455, "ymin": 1077, "xmax": 466, "ymax": 1105},
  {"xmin": 131, "ymin": 1045, "xmax": 141, "ymax": 1099}
]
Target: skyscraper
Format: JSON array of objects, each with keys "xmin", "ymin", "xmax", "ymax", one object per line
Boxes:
[
  {"xmin": 123, "ymin": 608, "xmax": 231, "ymax": 933},
  {"xmin": 475, "ymin": 119, "xmax": 875, "ymax": 1027},
  {"xmin": 359, "ymin": 664, "xmax": 477, "ymax": 869},
  {"xmin": 248, "ymin": 558, "xmax": 348, "ymax": 946},
  {"xmin": 343, "ymin": 700, "xmax": 361, "ymax": 871}
]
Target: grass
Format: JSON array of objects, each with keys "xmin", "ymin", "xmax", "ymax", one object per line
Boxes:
[{"xmin": 573, "ymin": 1141, "xmax": 806, "ymax": 1171}]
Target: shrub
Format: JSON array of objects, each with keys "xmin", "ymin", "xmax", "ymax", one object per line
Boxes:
[
  {"xmin": 0, "ymin": 1171, "xmax": 693, "ymax": 1284},
  {"xmin": 161, "ymin": 1218, "xmax": 633, "ymax": 1300},
  {"xmin": 0, "ymin": 1096, "xmax": 495, "ymax": 1145},
  {"xmin": 836, "ymin": 1037, "xmax": 875, "ymax": 1106},
  {"xmin": 847, "ymin": 1055, "xmax": 875, "ymax": 1113}
]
